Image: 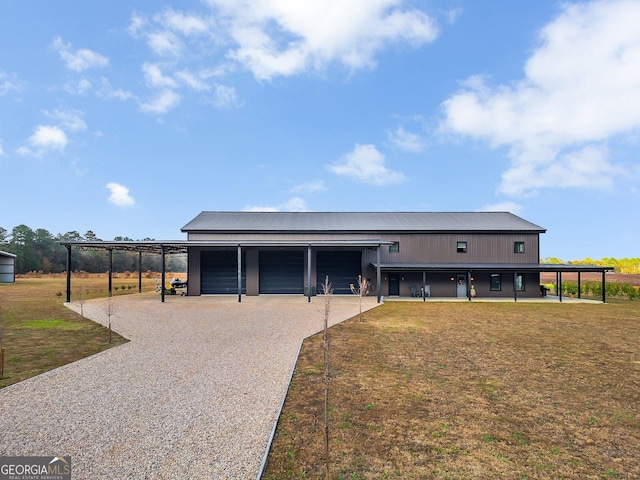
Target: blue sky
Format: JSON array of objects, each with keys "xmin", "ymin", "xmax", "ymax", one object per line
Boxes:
[{"xmin": 1, "ymin": 0, "xmax": 639, "ymax": 260}]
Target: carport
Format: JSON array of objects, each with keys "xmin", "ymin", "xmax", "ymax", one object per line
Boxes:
[{"xmin": 61, "ymin": 240, "xmax": 391, "ymax": 303}]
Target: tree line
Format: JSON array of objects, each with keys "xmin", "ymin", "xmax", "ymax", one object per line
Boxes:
[
  {"xmin": 0, "ymin": 224, "xmax": 186, "ymax": 274},
  {"xmin": 541, "ymin": 257, "xmax": 640, "ymax": 274}
]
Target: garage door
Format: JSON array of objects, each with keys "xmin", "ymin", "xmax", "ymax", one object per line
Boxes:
[
  {"xmin": 201, "ymin": 250, "xmax": 246, "ymax": 294},
  {"xmin": 316, "ymin": 251, "xmax": 361, "ymax": 294},
  {"xmin": 259, "ymin": 251, "xmax": 304, "ymax": 294}
]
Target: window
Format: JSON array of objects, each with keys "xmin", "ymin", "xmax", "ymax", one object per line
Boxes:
[
  {"xmin": 515, "ymin": 274, "xmax": 525, "ymax": 291},
  {"xmin": 490, "ymin": 274, "xmax": 501, "ymax": 291},
  {"xmin": 456, "ymin": 241, "xmax": 467, "ymax": 253},
  {"xmin": 389, "ymin": 241, "xmax": 400, "ymax": 253},
  {"xmin": 514, "ymin": 241, "xmax": 525, "ymax": 254}
]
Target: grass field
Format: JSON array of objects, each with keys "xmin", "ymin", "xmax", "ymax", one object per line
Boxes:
[
  {"xmin": 263, "ymin": 300, "xmax": 640, "ymax": 479},
  {"xmin": 0, "ymin": 274, "xmax": 172, "ymax": 389}
]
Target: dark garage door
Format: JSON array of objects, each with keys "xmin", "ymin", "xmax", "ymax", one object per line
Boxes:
[
  {"xmin": 201, "ymin": 250, "xmax": 246, "ymax": 294},
  {"xmin": 259, "ymin": 250, "xmax": 304, "ymax": 294},
  {"xmin": 316, "ymin": 251, "xmax": 361, "ymax": 294}
]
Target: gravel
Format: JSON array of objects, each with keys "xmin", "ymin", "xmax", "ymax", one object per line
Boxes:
[{"xmin": 0, "ymin": 294, "xmax": 378, "ymax": 479}]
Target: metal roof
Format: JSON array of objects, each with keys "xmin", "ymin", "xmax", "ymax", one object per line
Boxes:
[
  {"xmin": 59, "ymin": 239, "xmax": 392, "ymax": 254},
  {"xmin": 182, "ymin": 211, "xmax": 546, "ymax": 233},
  {"xmin": 0, "ymin": 250, "xmax": 17, "ymax": 258}
]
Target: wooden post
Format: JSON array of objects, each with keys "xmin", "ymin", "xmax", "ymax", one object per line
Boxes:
[
  {"xmin": 559, "ymin": 272, "xmax": 563, "ymax": 303},
  {"xmin": 602, "ymin": 270, "xmax": 606, "ymax": 303},
  {"xmin": 578, "ymin": 271, "xmax": 581, "ymax": 299}
]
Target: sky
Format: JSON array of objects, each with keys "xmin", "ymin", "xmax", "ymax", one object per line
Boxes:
[{"xmin": 1, "ymin": 0, "xmax": 639, "ymax": 260}]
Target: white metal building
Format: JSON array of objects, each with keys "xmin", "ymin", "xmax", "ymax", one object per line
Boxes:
[{"xmin": 0, "ymin": 250, "xmax": 16, "ymax": 283}]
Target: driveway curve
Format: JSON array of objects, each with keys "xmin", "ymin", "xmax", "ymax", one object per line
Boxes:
[{"xmin": 0, "ymin": 294, "xmax": 379, "ymax": 479}]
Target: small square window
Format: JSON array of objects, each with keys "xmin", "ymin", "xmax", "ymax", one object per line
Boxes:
[
  {"xmin": 456, "ymin": 241, "xmax": 467, "ymax": 253},
  {"xmin": 516, "ymin": 274, "xmax": 525, "ymax": 291},
  {"xmin": 389, "ymin": 242, "xmax": 400, "ymax": 253},
  {"xmin": 514, "ymin": 241, "xmax": 525, "ymax": 254}
]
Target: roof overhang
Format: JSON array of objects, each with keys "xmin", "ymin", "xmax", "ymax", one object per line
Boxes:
[
  {"xmin": 372, "ymin": 262, "xmax": 615, "ymax": 273},
  {"xmin": 59, "ymin": 239, "xmax": 393, "ymax": 254}
]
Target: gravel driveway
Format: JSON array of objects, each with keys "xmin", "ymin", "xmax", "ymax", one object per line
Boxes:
[{"xmin": 0, "ymin": 294, "xmax": 379, "ymax": 479}]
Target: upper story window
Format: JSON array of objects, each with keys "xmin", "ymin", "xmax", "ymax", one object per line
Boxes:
[
  {"xmin": 514, "ymin": 241, "xmax": 525, "ymax": 254},
  {"xmin": 389, "ymin": 242, "xmax": 400, "ymax": 253},
  {"xmin": 456, "ymin": 241, "xmax": 467, "ymax": 253}
]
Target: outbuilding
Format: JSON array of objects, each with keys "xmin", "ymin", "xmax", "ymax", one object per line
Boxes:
[
  {"xmin": 61, "ymin": 211, "xmax": 614, "ymax": 303},
  {"xmin": 0, "ymin": 250, "xmax": 17, "ymax": 283}
]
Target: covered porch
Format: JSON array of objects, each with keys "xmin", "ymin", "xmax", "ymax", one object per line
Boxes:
[{"xmin": 372, "ymin": 263, "xmax": 615, "ymax": 303}]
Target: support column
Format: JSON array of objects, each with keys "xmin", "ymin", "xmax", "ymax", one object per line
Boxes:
[
  {"xmin": 468, "ymin": 271, "xmax": 472, "ymax": 301},
  {"xmin": 65, "ymin": 245, "xmax": 72, "ymax": 303},
  {"xmin": 376, "ymin": 246, "xmax": 381, "ymax": 303},
  {"xmin": 237, "ymin": 245, "xmax": 242, "ymax": 303},
  {"xmin": 602, "ymin": 270, "xmax": 606, "ymax": 303},
  {"xmin": 513, "ymin": 272, "xmax": 518, "ymax": 302},
  {"xmin": 578, "ymin": 272, "xmax": 581, "ymax": 299},
  {"xmin": 559, "ymin": 272, "xmax": 563, "ymax": 303},
  {"xmin": 161, "ymin": 245, "xmax": 166, "ymax": 303},
  {"xmin": 422, "ymin": 271, "xmax": 426, "ymax": 302},
  {"xmin": 138, "ymin": 251, "xmax": 143, "ymax": 293},
  {"xmin": 307, "ymin": 245, "xmax": 312, "ymax": 303},
  {"xmin": 108, "ymin": 249, "xmax": 113, "ymax": 298}
]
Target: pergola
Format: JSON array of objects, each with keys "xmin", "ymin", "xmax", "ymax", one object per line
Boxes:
[
  {"xmin": 374, "ymin": 262, "xmax": 615, "ymax": 302},
  {"xmin": 60, "ymin": 240, "xmax": 390, "ymax": 303}
]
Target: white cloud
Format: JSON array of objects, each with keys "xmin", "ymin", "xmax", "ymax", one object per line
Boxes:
[
  {"xmin": 97, "ymin": 78, "xmax": 136, "ymax": 101},
  {"xmin": 242, "ymin": 196, "xmax": 308, "ymax": 211},
  {"xmin": 214, "ymin": 0, "xmax": 439, "ymax": 80},
  {"xmin": 213, "ymin": 84, "xmax": 242, "ymax": 107},
  {"xmin": 0, "ymin": 139, "xmax": 5, "ymax": 156},
  {"xmin": 45, "ymin": 109, "xmax": 87, "ymax": 132},
  {"xmin": 142, "ymin": 63, "xmax": 177, "ymax": 89},
  {"xmin": 439, "ymin": 0, "xmax": 640, "ymax": 196},
  {"xmin": 147, "ymin": 31, "xmax": 183, "ymax": 57},
  {"xmin": 106, "ymin": 182, "xmax": 135, "ymax": 207},
  {"xmin": 327, "ymin": 144, "xmax": 406, "ymax": 185},
  {"xmin": 445, "ymin": 8, "xmax": 464, "ymax": 25},
  {"xmin": 0, "ymin": 71, "xmax": 21, "ymax": 95},
  {"xmin": 175, "ymin": 70, "xmax": 209, "ymax": 91},
  {"xmin": 387, "ymin": 126, "xmax": 426, "ymax": 153},
  {"xmin": 51, "ymin": 37, "xmax": 109, "ymax": 71},
  {"xmin": 139, "ymin": 89, "xmax": 182, "ymax": 114},
  {"xmin": 63, "ymin": 78, "xmax": 92, "ymax": 95},
  {"xmin": 134, "ymin": 1, "xmax": 438, "ymax": 81},
  {"xmin": 158, "ymin": 9, "xmax": 210, "ymax": 36},
  {"xmin": 29, "ymin": 125, "xmax": 68, "ymax": 151},
  {"xmin": 479, "ymin": 200, "xmax": 523, "ymax": 214},
  {"xmin": 289, "ymin": 180, "xmax": 327, "ymax": 194}
]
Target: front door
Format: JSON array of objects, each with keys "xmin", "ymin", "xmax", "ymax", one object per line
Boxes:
[
  {"xmin": 389, "ymin": 275, "xmax": 400, "ymax": 296},
  {"xmin": 456, "ymin": 274, "xmax": 467, "ymax": 297}
]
